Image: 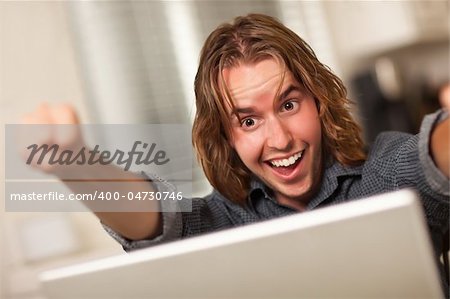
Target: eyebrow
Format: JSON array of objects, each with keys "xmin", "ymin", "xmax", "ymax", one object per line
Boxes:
[
  {"xmin": 278, "ymin": 84, "xmax": 303, "ymax": 102},
  {"xmin": 230, "ymin": 84, "xmax": 303, "ymax": 116},
  {"xmin": 232, "ymin": 107, "xmax": 255, "ymax": 115}
]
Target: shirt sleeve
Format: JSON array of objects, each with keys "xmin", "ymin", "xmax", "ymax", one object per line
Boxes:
[
  {"xmin": 418, "ymin": 109, "xmax": 449, "ymax": 196},
  {"xmin": 376, "ymin": 109, "xmax": 449, "ymax": 198},
  {"xmin": 396, "ymin": 109, "xmax": 448, "ymax": 230},
  {"xmin": 367, "ymin": 109, "xmax": 448, "ymax": 229},
  {"xmin": 101, "ymin": 172, "xmax": 184, "ymax": 252}
]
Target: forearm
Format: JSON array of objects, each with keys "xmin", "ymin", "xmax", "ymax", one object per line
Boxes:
[
  {"xmin": 96, "ymin": 211, "xmax": 162, "ymax": 241},
  {"xmin": 21, "ymin": 104, "xmax": 163, "ymax": 241},
  {"xmin": 61, "ymin": 164, "xmax": 163, "ymax": 241},
  {"xmin": 430, "ymin": 117, "xmax": 449, "ymax": 178}
]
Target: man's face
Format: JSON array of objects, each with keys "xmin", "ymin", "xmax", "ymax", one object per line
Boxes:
[{"xmin": 222, "ymin": 58, "xmax": 323, "ymax": 207}]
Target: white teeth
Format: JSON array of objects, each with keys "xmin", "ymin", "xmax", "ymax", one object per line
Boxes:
[{"xmin": 269, "ymin": 151, "xmax": 303, "ymax": 167}]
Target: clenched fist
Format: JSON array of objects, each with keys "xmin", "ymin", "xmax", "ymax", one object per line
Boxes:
[{"xmin": 19, "ymin": 103, "xmax": 85, "ymax": 176}]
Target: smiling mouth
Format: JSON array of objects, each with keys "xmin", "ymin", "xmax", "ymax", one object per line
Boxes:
[{"xmin": 268, "ymin": 150, "xmax": 304, "ymax": 168}]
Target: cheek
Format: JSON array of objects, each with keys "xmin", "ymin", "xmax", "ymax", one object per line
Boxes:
[
  {"xmin": 299, "ymin": 101, "xmax": 322, "ymax": 143},
  {"xmin": 288, "ymin": 112, "xmax": 321, "ymax": 144},
  {"xmin": 231, "ymin": 130, "xmax": 265, "ymax": 162},
  {"xmin": 304, "ymin": 116, "xmax": 322, "ymax": 142}
]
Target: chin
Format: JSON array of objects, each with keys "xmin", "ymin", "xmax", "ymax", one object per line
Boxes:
[{"xmin": 282, "ymin": 181, "xmax": 316, "ymax": 201}]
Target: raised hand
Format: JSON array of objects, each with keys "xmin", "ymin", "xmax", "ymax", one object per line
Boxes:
[{"xmin": 19, "ymin": 103, "xmax": 84, "ymax": 176}]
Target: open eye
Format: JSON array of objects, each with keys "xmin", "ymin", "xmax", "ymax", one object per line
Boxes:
[
  {"xmin": 281, "ymin": 100, "xmax": 298, "ymax": 112},
  {"xmin": 241, "ymin": 118, "xmax": 255, "ymax": 128}
]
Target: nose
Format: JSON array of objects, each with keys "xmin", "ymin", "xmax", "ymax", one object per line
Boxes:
[{"xmin": 265, "ymin": 117, "xmax": 293, "ymax": 151}]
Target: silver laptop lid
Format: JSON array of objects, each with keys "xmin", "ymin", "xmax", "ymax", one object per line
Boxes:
[{"xmin": 40, "ymin": 189, "xmax": 444, "ymax": 298}]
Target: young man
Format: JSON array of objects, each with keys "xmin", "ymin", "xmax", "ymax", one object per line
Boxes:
[
  {"xmin": 102, "ymin": 14, "xmax": 449, "ymax": 292},
  {"xmin": 24, "ymin": 13, "xmax": 449, "ymax": 292}
]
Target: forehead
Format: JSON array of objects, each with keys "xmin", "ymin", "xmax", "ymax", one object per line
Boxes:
[{"xmin": 221, "ymin": 58, "xmax": 291, "ymax": 100}]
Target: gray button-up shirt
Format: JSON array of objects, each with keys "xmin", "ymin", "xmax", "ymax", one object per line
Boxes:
[{"xmin": 104, "ymin": 110, "xmax": 449, "ymax": 292}]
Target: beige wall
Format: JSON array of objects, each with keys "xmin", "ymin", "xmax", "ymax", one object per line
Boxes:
[
  {"xmin": 0, "ymin": 2, "xmax": 121, "ymax": 298},
  {"xmin": 323, "ymin": 0, "xmax": 449, "ymax": 81}
]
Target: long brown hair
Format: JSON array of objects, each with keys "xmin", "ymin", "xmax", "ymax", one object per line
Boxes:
[{"xmin": 193, "ymin": 14, "xmax": 366, "ymax": 205}]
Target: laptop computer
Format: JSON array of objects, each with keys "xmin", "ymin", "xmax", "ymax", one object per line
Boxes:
[{"xmin": 39, "ymin": 189, "xmax": 444, "ymax": 298}]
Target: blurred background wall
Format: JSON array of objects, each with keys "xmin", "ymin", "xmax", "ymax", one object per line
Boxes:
[{"xmin": 1, "ymin": 1, "xmax": 448, "ymax": 298}]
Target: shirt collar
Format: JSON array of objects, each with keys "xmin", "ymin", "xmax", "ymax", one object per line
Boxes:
[
  {"xmin": 306, "ymin": 162, "xmax": 363, "ymax": 210},
  {"xmin": 247, "ymin": 161, "xmax": 363, "ymax": 209},
  {"xmin": 248, "ymin": 177, "xmax": 274, "ymax": 207}
]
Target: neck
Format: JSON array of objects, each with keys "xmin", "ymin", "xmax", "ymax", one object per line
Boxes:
[{"xmin": 277, "ymin": 196, "xmax": 308, "ymax": 211}]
